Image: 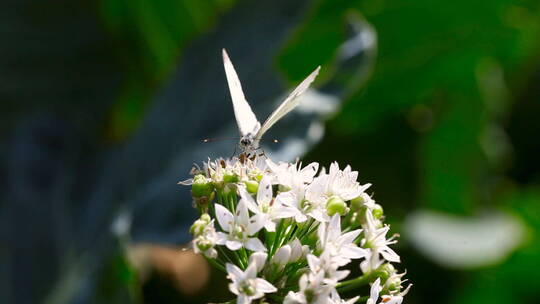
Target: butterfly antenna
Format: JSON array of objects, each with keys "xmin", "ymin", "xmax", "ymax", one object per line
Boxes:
[{"xmin": 201, "ymin": 137, "xmax": 238, "ymax": 143}]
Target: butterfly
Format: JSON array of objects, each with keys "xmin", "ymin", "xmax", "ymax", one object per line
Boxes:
[{"xmin": 222, "ymin": 49, "xmax": 321, "ymax": 153}]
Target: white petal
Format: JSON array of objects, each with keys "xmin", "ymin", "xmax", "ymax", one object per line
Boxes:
[
  {"xmin": 309, "ymin": 209, "xmax": 329, "ymax": 222},
  {"xmin": 369, "ymin": 278, "xmax": 382, "ymax": 302},
  {"xmin": 177, "ymin": 178, "xmax": 194, "ymax": 185},
  {"xmin": 247, "ymin": 214, "xmax": 266, "ymax": 235},
  {"xmin": 244, "ymin": 261, "xmax": 258, "ymax": 279},
  {"xmin": 276, "ymin": 191, "xmax": 297, "ymax": 207},
  {"xmin": 335, "ymin": 269, "xmax": 350, "ymax": 281},
  {"xmin": 215, "ymin": 232, "xmax": 228, "ymax": 245},
  {"xmin": 229, "ymin": 283, "xmax": 240, "ymax": 296},
  {"xmin": 272, "ymin": 206, "xmax": 298, "ymax": 219},
  {"xmin": 339, "ymin": 229, "xmax": 362, "ymax": 245},
  {"xmin": 255, "ymin": 278, "xmax": 277, "ymax": 293},
  {"xmin": 328, "ymin": 214, "xmax": 342, "ymax": 240},
  {"xmin": 306, "ymin": 254, "xmax": 320, "ymax": 271},
  {"xmin": 239, "ymin": 187, "xmax": 261, "ymax": 214},
  {"xmin": 264, "ymin": 220, "xmax": 276, "ymax": 232},
  {"xmin": 245, "ymin": 238, "xmax": 266, "ymax": 252},
  {"xmin": 273, "ymin": 245, "xmax": 291, "ymax": 266},
  {"xmin": 226, "ymin": 240, "xmax": 243, "ymax": 251},
  {"xmin": 380, "ymin": 247, "xmax": 401, "ymax": 263},
  {"xmin": 341, "ymin": 245, "xmax": 368, "ymax": 259},
  {"xmin": 295, "ymin": 213, "xmax": 308, "ymax": 223},
  {"xmin": 249, "ymin": 251, "xmax": 268, "ymax": 272},
  {"xmin": 226, "ymin": 263, "xmax": 244, "ymax": 281},
  {"xmin": 237, "ymin": 294, "xmax": 249, "ymax": 304},
  {"xmin": 288, "ymin": 238, "xmax": 303, "ymax": 262},
  {"xmin": 215, "ymin": 204, "xmax": 234, "ymax": 232},
  {"xmin": 301, "ymin": 162, "xmax": 319, "ymax": 181},
  {"xmin": 236, "ymin": 200, "xmax": 250, "ymax": 225},
  {"xmin": 257, "ymin": 176, "xmax": 273, "ymax": 205}
]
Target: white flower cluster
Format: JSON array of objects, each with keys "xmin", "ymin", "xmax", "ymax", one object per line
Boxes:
[{"xmin": 181, "ymin": 155, "xmax": 411, "ymax": 304}]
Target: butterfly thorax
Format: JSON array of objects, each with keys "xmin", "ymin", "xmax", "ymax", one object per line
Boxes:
[{"xmin": 239, "ymin": 132, "xmax": 259, "ymax": 152}]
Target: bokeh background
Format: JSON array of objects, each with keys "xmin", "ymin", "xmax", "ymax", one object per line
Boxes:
[{"xmin": 2, "ymin": 0, "xmax": 540, "ymax": 303}]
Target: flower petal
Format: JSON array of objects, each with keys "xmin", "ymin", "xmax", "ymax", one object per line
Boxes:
[
  {"xmin": 255, "ymin": 278, "xmax": 277, "ymax": 293},
  {"xmin": 215, "ymin": 204, "xmax": 233, "ymax": 232},
  {"xmin": 245, "ymin": 238, "xmax": 266, "ymax": 252},
  {"xmin": 226, "ymin": 240, "xmax": 242, "ymax": 251},
  {"xmin": 247, "ymin": 214, "xmax": 266, "ymax": 235},
  {"xmin": 239, "ymin": 187, "xmax": 260, "ymax": 214},
  {"xmin": 226, "ymin": 263, "xmax": 244, "ymax": 281},
  {"xmin": 257, "ymin": 176, "xmax": 273, "ymax": 205}
]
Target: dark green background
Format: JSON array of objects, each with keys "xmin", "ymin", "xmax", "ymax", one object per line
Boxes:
[{"xmin": 1, "ymin": 0, "xmax": 539, "ymax": 303}]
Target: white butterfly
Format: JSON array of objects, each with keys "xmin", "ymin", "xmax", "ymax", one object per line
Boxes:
[{"xmin": 222, "ymin": 49, "xmax": 321, "ymax": 153}]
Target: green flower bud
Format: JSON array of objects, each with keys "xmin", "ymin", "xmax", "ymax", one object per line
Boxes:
[
  {"xmin": 386, "ymin": 277, "xmax": 402, "ymax": 292},
  {"xmin": 191, "ymin": 175, "xmax": 214, "ymax": 198},
  {"xmin": 200, "ymin": 213, "xmax": 211, "ymax": 224},
  {"xmin": 372, "ymin": 203, "xmax": 384, "ymax": 219},
  {"xmin": 375, "ymin": 263, "xmax": 396, "ymax": 281},
  {"xmin": 223, "ymin": 170, "xmax": 239, "ymax": 183},
  {"xmin": 245, "ymin": 180, "xmax": 259, "ymax": 194},
  {"xmin": 190, "ymin": 214, "xmax": 212, "ymax": 235},
  {"xmin": 326, "ymin": 196, "xmax": 348, "ymax": 216},
  {"xmin": 190, "ymin": 220, "xmax": 207, "ymax": 236},
  {"xmin": 350, "ymin": 195, "xmax": 365, "ymax": 211},
  {"xmin": 196, "ymin": 237, "xmax": 213, "ymax": 251}
]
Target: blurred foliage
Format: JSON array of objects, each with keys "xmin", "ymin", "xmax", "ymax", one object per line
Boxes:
[
  {"xmin": 2, "ymin": 0, "xmax": 540, "ymax": 303},
  {"xmin": 100, "ymin": 0, "xmax": 237, "ymax": 140}
]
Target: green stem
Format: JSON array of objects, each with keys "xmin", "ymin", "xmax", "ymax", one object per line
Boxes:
[
  {"xmin": 206, "ymin": 257, "xmax": 226, "ymax": 273},
  {"xmin": 336, "ymin": 273, "xmax": 372, "ymax": 293}
]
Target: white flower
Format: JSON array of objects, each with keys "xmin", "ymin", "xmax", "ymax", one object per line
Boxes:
[
  {"xmin": 215, "ymin": 201, "xmax": 266, "ymax": 251},
  {"xmin": 226, "ymin": 261, "xmax": 277, "ymax": 304},
  {"xmin": 239, "ymin": 176, "xmax": 297, "ymax": 231},
  {"xmin": 307, "ymin": 252, "xmax": 349, "ymax": 285},
  {"xmin": 366, "ymin": 278, "xmax": 411, "ymax": 304},
  {"xmin": 283, "ymin": 271, "xmax": 333, "ymax": 304},
  {"xmin": 329, "ymin": 289, "xmax": 359, "ymax": 304},
  {"xmin": 317, "ymin": 214, "xmax": 367, "ymax": 266},
  {"xmin": 360, "ymin": 210, "xmax": 400, "ymax": 273},
  {"xmin": 366, "ymin": 278, "xmax": 383, "ymax": 304},
  {"xmin": 277, "ymin": 185, "xmax": 328, "ymax": 223},
  {"xmin": 306, "ymin": 162, "xmax": 370, "ymax": 205},
  {"xmin": 192, "ymin": 220, "xmax": 218, "ymax": 258},
  {"xmin": 266, "ymin": 159, "xmax": 319, "ymax": 189}
]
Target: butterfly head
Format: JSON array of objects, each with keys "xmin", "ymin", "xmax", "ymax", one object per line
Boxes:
[{"xmin": 239, "ymin": 132, "xmax": 260, "ymax": 152}]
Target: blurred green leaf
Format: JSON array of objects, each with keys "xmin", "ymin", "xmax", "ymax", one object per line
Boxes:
[{"xmin": 100, "ymin": 0, "xmax": 237, "ymax": 141}]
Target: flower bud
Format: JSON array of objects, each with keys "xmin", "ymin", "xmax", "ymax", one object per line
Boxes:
[
  {"xmin": 376, "ymin": 263, "xmax": 396, "ymax": 281},
  {"xmin": 372, "ymin": 203, "xmax": 384, "ymax": 219},
  {"xmin": 200, "ymin": 213, "xmax": 211, "ymax": 223},
  {"xmin": 350, "ymin": 195, "xmax": 365, "ymax": 211},
  {"xmin": 288, "ymin": 238, "xmax": 304, "ymax": 262},
  {"xmin": 191, "ymin": 174, "xmax": 214, "ymax": 198},
  {"xmin": 326, "ymin": 196, "xmax": 348, "ymax": 216},
  {"xmin": 223, "ymin": 170, "xmax": 239, "ymax": 183},
  {"xmin": 245, "ymin": 180, "xmax": 259, "ymax": 194},
  {"xmin": 386, "ymin": 277, "xmax": 402, "ymax": 292},
  {"xmin": 249, "ymin": 251, "xmax": 268, "ymax": 273},
  {"xmin": 272, "ymin": 245, "xmax": 292, "ymax": 267},
  {"xmin": 190, "ymin": 216, "xmax": 210, "ymax": 236},
  {"xmin": 195, "ymin": 236, "xmax": 214, "ymax": 251}
]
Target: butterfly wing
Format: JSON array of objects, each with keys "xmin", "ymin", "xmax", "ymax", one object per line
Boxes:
[
  {"xmin": 222, "ymin": 49, "xmax": 261, "ymax": 136},
  {"xmin": 256, "ymin": 66, "xmax": 321, "ymax": 139}
]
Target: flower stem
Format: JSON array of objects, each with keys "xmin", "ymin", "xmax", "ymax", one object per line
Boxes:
[{"xmin": 336, "ymin": 273, "xmax": 372, "ymax": 293}]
